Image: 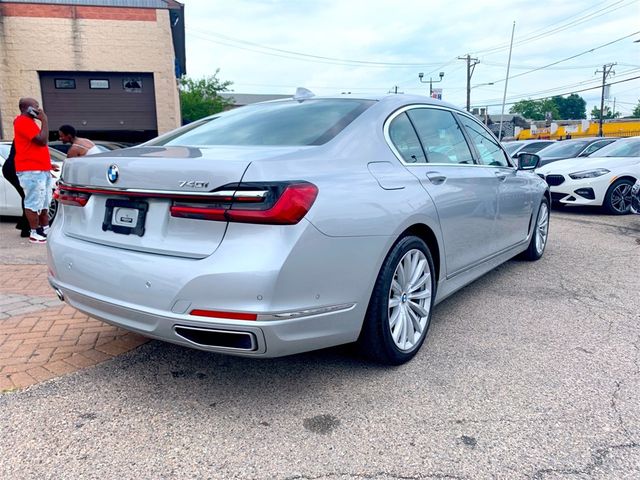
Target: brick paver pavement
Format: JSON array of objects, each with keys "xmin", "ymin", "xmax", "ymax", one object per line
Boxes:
[{"xmin": 0, "ymin": 265, "xmax": 148, "ymax": 391}]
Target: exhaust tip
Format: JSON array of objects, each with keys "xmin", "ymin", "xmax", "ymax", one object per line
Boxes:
[
  {"xmin": 174, "ymin": 326, "xmax": 257, "ymax": 351},
  {"xmin": 53, "ymin": 287, "xmax": 65, "ymax": 302}
]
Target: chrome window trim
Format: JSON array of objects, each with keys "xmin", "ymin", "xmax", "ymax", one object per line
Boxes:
[
  {"xmin": 454, "ymin": 111, "xmax": 516, "ymax": 168},
  {"xmin": 383, "ymin": 104, "xmax": 516, "ymax": 169}
]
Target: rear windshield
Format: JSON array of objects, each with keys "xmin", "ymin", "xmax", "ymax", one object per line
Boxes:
[
  {"xmin": 156, "ymin": 99, "xmax": 375, "ymax": 147},
  {"xmin": 502, "ymin": 142, "xmax": 523, "ymax": 154},
  {"xmin": 539, "ymin": 140, "xmax": 588, "ymax": 157},
  {"xmin": 520, "ymin": 141, "xmax": 554, "ymax": 153},
  {"xmin": 592, "ymin": 138, "xmax": 640, "ymax": 157}
]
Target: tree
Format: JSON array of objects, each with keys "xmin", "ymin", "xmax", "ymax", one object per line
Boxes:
[
  {"xmin": 632, "ymin": 100, "xmax": 640, "ymax": 118},
  {"xmin": 509, "ymin": 98, "xmax": 559, "ymax": 120},
  {"xmin": 179, "ymin": 70, "xmax": 234, "ymax": 124},
  {"xmin": 509, "ymin": 94, "xmax": 587, "ymax": 120},
  {"xmin": 552, "ymin": 94, "xmax": 586, "ymax": 119},
  {"xmin": 590, "ymin": 106, "xmax": 620, "ymax": 120}
]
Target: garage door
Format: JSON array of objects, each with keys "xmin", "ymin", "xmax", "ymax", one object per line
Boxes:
[{"xmin": 39, "ymin": 72, "xmax": 158, "ymax": 132}]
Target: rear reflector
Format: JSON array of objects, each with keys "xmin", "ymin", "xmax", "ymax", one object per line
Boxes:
[{"xmin": 190, "ymin": 309, "xmax": 258, "ymax": 321}]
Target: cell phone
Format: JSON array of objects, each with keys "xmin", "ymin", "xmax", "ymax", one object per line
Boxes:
[{"xmin": 26, "ymin": 106, "xmax": 39, "ymax": 118}]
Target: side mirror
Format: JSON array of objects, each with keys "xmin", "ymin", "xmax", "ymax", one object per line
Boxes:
[{"xmin": 517, "ymin": 152, "xmax": 540, "ymax": 170}]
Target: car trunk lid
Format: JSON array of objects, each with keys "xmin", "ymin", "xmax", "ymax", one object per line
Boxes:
[{"xmin": 59, "ymin": 145, "xmax": 306, "ymax": 258}]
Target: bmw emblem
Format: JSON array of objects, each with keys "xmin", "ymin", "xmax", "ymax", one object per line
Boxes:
[{"xmin": 107, "ymin": 164, "xmax": 119, "ymax": 184}]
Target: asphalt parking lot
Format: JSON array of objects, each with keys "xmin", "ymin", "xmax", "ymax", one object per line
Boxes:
[{"xmin": 1, "ymin": 209, "xmax": 639, "ymax": 479}]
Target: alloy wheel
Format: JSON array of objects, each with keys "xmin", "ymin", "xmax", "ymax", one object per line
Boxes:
[
  {"xmin": 610, "ymin": 183, "xmax": 632, "ymax": 214},
  {"xmin": 535, "ymin": 202, "xmax": 549, "ymax": 255},
  {"xmin": 387, "ymin": 249, "xmax": 432, "ymax": 351}
]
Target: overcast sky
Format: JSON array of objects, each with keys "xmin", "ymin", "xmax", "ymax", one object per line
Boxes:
[{"xmin": 182, "ymin": 0, "xmax": 640, "ymax": 116}]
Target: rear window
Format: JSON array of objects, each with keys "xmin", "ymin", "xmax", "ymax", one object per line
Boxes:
[
  {"xmin": 502, "ymin": 142, "xmax": 523, "ymax": 155},
  {"xmin": 157, "ymin": 99, "xmax": 375, "ymax": 147},
  {"xmin": 520, "ymin": 141, "xmax": 553, "ymax": 153},
  {"xmin": 539, "ymin": 140, "xmax": 588, "ymax": 157},
  {"xmin": 593, "ymin": 138, "xmax": 640, "ymax": 157}
]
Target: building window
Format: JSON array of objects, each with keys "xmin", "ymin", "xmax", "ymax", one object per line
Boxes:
[
  {"xmin": 89, "ymin": 79, "xmax": 110, "ymax": 89},
  {"xmin": 123, "ymin": 78, "xmax": 143, "ymax": 93},
  {"xmin": 55, "ymin": 79, "xmax": 76, "ymax": 89}
]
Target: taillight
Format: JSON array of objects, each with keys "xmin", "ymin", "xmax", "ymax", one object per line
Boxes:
[
  {"xmin": 170, "ymin": 182, "xmax": 318, "ymax": 225},
  {"xmin": 53, "ymin": 187, "xmax": 91, "ymax": 207}
]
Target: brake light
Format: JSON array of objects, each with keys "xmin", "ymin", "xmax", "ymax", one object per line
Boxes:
[
  {"xmin": 53, "ymin": 187, "xmax": 91, "ymax": 207},
  {"xmin": 170, "ymin": 182, "xmax": 318, "ymax": 225}
]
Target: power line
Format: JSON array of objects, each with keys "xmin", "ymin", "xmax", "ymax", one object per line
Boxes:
[
  {"xmin": 484, "ymin": 30, "xmax": 640, "ymax": 85},
  {"xmin": 188, "ymin": 29, "xmax": 443, "ymax": 68},
  {"xmin": 418, "ymin": 1, "xmax": 635, "ymax": 81},
  {"xmin": 476, "ymin": 0, "xmax": 636, "ymax": 56},
  {"xmin": 475, "ymin": 67, "xmax": 640, "ymax": 104},
  {"xmin": 481, "ymin": 61, "xmax": 605, "ymax": 71},
  {"xmin": 471, "ymin": 74, "xmax": 640, "ymax": 108}
]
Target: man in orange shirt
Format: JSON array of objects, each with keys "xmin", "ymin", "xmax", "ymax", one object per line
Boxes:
[{"xmin": 13, "ymin": 98, "xmax": 53, "ymax": 244}]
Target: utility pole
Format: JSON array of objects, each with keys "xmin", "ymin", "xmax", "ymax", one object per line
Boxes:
[
  {"xmin": 596, "ymin": 63, "xmax": 615, "ymax": 136},
  {"xmin": 459, "ymin": 54, "xmax": 479, "ymax": 112}
]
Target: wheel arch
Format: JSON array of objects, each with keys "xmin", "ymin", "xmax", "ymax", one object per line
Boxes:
[
  {"xmin": 610, "ymin": 175, "xmax": 637, "ymax": 185},
  {"xmin": 399, "ymin": 223, "xmax": 441, "ymax": 283}
]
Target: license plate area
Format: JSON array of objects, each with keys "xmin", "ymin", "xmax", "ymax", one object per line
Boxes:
[{"xmin": 102, "ymin": 199, "xmax": 148, "ymax": 237}]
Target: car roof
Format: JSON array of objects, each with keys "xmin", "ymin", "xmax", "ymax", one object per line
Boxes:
[{"xmin": 249, "ymin": 93, "xmax": 467, "ymax": 114}]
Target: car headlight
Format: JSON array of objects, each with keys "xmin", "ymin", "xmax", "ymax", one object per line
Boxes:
[{"xmin": 568, "ymin": 168, "xmax": 610, "ymax": 180}]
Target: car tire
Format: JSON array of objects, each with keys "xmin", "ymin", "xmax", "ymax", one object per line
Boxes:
[
  {"xmin": 520, "ymin": 198, "xmax": 550, "ymax": 261},
  {"xmin": 48, "ymin": 199, "xmax": 58, "ymax": 224},
  {"xmin": 603, "ymin": 178, "xmax": 634, "ymax": 215},
  {"xmin": 357, "ymin": 236, "xmax": 436, "ymax": 365}
]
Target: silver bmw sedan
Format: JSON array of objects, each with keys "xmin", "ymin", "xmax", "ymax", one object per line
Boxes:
[{"xmin": 48, "ymin": 94, "xmax": 550, "ymax": 365}]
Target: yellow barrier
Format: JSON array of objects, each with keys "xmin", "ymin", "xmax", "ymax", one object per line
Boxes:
[{"xmin": 517, "ymin": 120, "xmax": 640, "ymax": 140}]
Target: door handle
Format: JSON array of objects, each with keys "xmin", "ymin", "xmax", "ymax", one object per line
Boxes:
[
  {"xmin": 494, "ymin": 171, "xmax": 508, "ymax": 181},
  {"xmin": 426, "ymin": 172, "xmax": 447, "ymax": 185}
]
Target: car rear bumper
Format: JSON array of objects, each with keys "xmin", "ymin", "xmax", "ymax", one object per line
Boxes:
[
  {"xmin": 48, "ymin": 279, "xmax": 362, "ymax": 357},
  {"xmin": 47, "ymin": 215, "xmax": 390, "ymax": 357}
]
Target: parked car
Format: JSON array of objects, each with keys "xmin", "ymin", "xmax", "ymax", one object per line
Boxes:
[
  {"xmin": 49, "ymin": 140, "xmax": 128, "ymax": 155},
  {"xmin": 536, "ymin": 137, "xmax": 618, "ymax": 166},
  {"xmin": 502, "ymin": 139, "xmax": 556, "ymax": 158},
  {"xmin": 537, "ymin": 136, "xmax": 640, "ymax": 214},
  {"xmin": 631, "ymin": 179, "xmax": 640, "ymax": 214},
  {"xmin": 0, "ymin": 141, "xmax": 64, "ymax": 221},
  {"xmin": 48, "ymin": 94, "xmax": 550, "ymax": 365}
]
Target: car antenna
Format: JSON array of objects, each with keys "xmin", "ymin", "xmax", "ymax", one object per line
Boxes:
[{"xmin": 294, "ymin": 87, "xmax": 315, "ymax": 101}]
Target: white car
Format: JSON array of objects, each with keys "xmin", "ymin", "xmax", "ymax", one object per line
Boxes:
[
  {"xmin": 536, "ymin": 137, "xmax": 640, "ymax": 214},
  {"xmin": 0, "ymin": 141, "xmax": 64, "ymax": 220}
]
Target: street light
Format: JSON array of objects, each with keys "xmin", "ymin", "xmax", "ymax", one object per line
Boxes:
[
  {"xmin": 471, "ymin": 82, "xmax": 495, "ymax": 89},
  {"xmin": 418, "ymin": 71, "xmax": 444, "ymax": 97}
]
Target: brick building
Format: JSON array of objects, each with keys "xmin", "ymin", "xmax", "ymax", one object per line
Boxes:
[{"xmin": 0, "ymin": 0, "xmax": 185, "ymax": 142}]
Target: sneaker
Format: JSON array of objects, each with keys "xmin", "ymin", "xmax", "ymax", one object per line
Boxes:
[
  {"xmin": 29, "ymin": 230, "xmax": 47, "ymax": 244},
  {"xmin": 42, "ymin": 225, "xmax": 50, "ymax": 235},
  {"xmin": 36, "ymin": 227, "xmax": 48, "ymax": 238}
]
